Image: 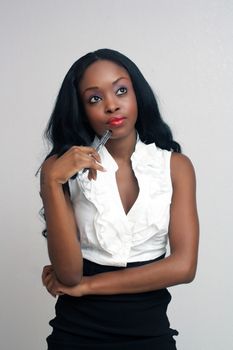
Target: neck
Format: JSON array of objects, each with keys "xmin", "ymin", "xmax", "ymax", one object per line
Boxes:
[{"xmin": 105, "ymin": 130, "xmax": 137, "ymax": 163}]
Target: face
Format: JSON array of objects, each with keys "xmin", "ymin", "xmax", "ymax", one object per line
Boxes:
[{"xmin": 78, "ymin": 60, "xmax": 138, "ymax": 140}]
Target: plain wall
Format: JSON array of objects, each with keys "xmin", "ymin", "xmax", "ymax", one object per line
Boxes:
[{"xmin": 1, "ymin": 0, "xmax": 232, "ymax": 349}]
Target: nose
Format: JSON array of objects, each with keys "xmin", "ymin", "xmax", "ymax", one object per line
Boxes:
[{"xmin": 104, "ymin": 94, "xmax": 120, "ymax": 113}]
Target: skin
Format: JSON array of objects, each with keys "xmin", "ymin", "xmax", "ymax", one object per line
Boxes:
[{"xmin": 41, "ymin": 60, "xmax": 199, "ymax": 296}]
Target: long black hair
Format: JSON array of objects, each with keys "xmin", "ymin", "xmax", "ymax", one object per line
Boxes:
[
  {"xmin": 40, "ymin": 49, "xmax": 181, "ymax": 237},
  {"xmin": 44, "ymin": 48, "xmax": 181, "ymax": 158}
]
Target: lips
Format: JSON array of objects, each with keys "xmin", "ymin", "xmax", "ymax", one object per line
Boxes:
[{"xmin": 107, "ymin": 116, "xmax": 126, "ymax": 127}]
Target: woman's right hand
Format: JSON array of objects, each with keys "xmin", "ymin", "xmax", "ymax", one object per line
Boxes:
[
  {"xmin": 42, "ymin": 265, "xmax": 89, "ymax": 298},
  {"xmin": 41, "ymin": 146, "xmax": 106, "ymax": 187}
]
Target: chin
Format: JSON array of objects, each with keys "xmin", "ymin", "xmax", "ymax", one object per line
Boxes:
[{"xmin": 110, "ymin": 127, "xmax": 136, "ymax": 139}]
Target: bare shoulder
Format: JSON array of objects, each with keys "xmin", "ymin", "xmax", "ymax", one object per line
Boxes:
[
  {"xmin": 41, "ymin": 154, "xmax": 57, "ymax": 169},
  {"xmin": 170, "ymin": 152, "xmax": 196, "ymax": 188}
]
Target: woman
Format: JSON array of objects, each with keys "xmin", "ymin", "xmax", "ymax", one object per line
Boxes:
[{"xmin": 40, "ymin": 48, "xmax": 199, "ymax": 349}]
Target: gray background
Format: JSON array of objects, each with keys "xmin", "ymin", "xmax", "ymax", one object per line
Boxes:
[{"xmin": 1, "ymin": 0, "xmax": 232, "ymax": 349}]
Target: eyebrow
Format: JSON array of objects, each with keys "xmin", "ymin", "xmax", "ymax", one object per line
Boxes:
[{"xmin": 82, "ymin": 76, "xmax": 129, "ymax": 95}]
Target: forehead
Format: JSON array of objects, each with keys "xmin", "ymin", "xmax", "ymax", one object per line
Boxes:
[{"xmin": 79, "ymin": 60, "xmax": 131, "ymax": 90}]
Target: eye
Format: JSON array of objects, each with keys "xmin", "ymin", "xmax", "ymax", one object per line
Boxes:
[
  {"xmin": 89, "ymin": 95, "xmax": 101, "ymax": 104},
  {"xmin": 116, "ymin": 87, "xmax": 127, "ymax": 96}
]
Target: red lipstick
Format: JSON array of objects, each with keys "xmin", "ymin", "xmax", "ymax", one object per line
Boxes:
[{"xmin": 107, "ymin": 116, "xmax": 126, "ymax": 127}]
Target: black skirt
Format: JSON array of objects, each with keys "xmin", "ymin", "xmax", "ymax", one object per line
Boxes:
[{"xmin": 47, "ymin": 256, "xmax": 178, "ymax": 349}]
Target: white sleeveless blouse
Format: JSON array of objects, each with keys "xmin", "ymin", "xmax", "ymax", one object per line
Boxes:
[{"xmin": 69, "ymin": 137, "xmax": 172, "ymax": 267}]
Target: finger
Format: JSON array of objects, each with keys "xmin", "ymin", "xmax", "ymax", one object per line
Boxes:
[
  {"xmin": 45, "ymin": 278, "xmax": 57, "ymax": 298},
  {"xmin": 44, "ymin": 272, "xmax": 63, "ymax": 297},
  {"xmin": 47, "ymin": 286, "xmax": 57, "ymax": 298},
  {"xmin": 88, "ymin": 168, "xmax": 97, "ymax": 181},
  {"xmin": 43, "ymin": 269, "xmax": 56, "ymax": 288},
  {"xmin": 50, "ymin": 281, "xmax": 64, "ymax": 298},
  {"xmin": 87, "ymin": 157, "xmax": 106, "ymax": 172},
  {"xmin": 89, "ymin": 151, "xmax": 101, "ymax": 164},
  {"xmin": 69, "ymin": 149, "xmax": 104, "ymax": 174},
  {"xmin": 43, "ymin": 272, "xmax": 54, "ymax": 288},
  {"xmin": 42, "ymin": 265, "xmax": 53, "ymax": 285},
  {"xmin": 42, "ymin": 266, "xmax": 53, "ymax": 283},
  {"xmin": 70, "ymin": 147, "xmax": 101, "ymax": 162},
  {"xmin": 44, "ymin": 276, "xmax": 53, "ymax": 293}
]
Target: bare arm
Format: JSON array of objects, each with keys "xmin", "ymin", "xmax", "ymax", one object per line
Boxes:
[
  {"xmin": 43, "ymin": 152, "xmax": 199, "ymax": 296},
  {"xmin": 40, "ymin": 146, "xmax": 106, "ymax": 286},
  {"xmin": 82, "ymin": 153, "xmax": 199, "ymax": 294}
]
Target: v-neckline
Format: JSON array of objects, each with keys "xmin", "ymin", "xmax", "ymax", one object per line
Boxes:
[
  {"xmin": 115, "ymin": 169, "xmax": 140, "ymax": 217},
  {"xmin": 101, "ymin": 145, "xmax": 141, "ymax": 218},
  {"xmin": 91, "ymin": 135, "xmax": 143, "ymax": 218}
]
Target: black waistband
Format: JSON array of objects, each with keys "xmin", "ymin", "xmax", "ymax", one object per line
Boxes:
[{"xmin": 83, "ymin": 254, "xmax": 165, "ymax": 276}]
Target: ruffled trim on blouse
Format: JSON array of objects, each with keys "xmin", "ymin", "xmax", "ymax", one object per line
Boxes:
[{"xmin": 75, "ymin": 137, "xmax": 172, "ymax": 262}]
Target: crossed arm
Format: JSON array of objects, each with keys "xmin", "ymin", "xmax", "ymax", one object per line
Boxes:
[{"xmin": 42, "ymin": 152, "xmax": 199, "ymax": 297}]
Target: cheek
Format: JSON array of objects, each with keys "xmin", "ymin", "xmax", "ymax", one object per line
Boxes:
[
  {"xmin": 83, "ymin": 106, "xmax": 97, "ymax": 123},
  {"xmin": 84, "ymin": 103, "xmax": 102, "ymax": 118},
  {"xmin": 84, "ymin": 108, "xmax": 103, "ymax": 133},
  {"xmin": 130, "ymin": 96, "xmax": 138, "ymax": 119}
]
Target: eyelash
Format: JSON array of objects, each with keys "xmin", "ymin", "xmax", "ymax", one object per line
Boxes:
[
  {"xmin": 88, "ymin": 86, "xmax": 128, "ymax": 104},
  {"xmin": 89, "ymin": 96, "xmax": 101, "ymax": 104},
  {"xmin": 116, "ymin": 87, "xmax": 127, "ymax": 95}
]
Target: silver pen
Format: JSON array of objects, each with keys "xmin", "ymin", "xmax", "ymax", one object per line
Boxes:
[
  {"xmin": 81, "ymin": 130, "xmax": 112, "ymax": 174},
  {"xmin": 94, "ymin": 129, "xmax": 112, "ymax": 152}
]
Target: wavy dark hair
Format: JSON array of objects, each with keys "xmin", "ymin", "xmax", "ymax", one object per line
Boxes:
[
  {"xmin": 39, "ymin": 49, "xmax": 181, "ymax": 237},
  {"xmin": 44, "ymin": 48, "xmax": 181, "ymax": 158}
]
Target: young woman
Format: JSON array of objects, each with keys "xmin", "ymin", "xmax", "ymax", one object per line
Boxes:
[{"xmin": 40, "ymin": 48, "xmax": 199, "ymax": 350}]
